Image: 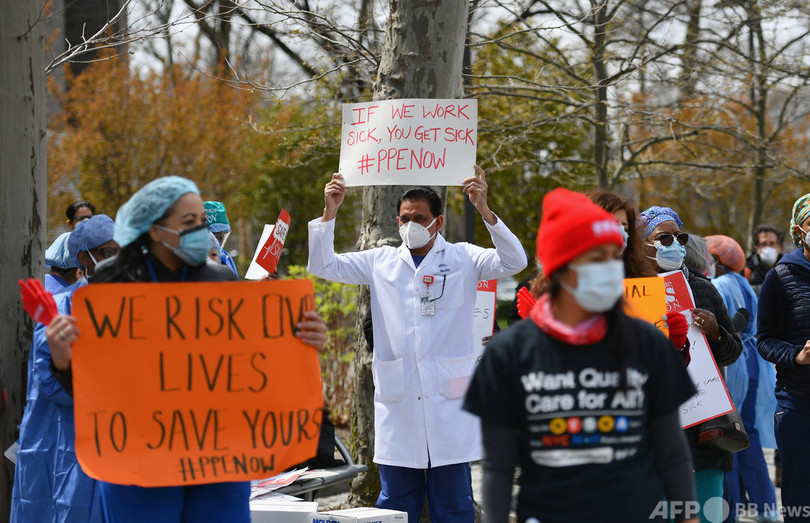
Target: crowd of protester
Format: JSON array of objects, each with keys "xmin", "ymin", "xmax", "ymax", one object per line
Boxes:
[{"xmin": 8, "ymin": 175, "xmax": 805, "ymax": 523}]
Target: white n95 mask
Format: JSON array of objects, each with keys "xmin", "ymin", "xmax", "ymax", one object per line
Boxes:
[
  {"xmin": 399, "ymin": 218, "xmax": 437, "ymax": 249},
  {"xmin": 759, "ymin": 246, "xmax": 778, "ymax": 266}
]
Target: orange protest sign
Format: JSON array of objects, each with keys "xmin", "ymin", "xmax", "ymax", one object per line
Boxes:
[
  {"xmin": 70, "ymin": 279, "xmax": 323, "ymax": 487},
  {"xmin": 623, "ymin": 277, "xmax": 668, "ymax": 334}
]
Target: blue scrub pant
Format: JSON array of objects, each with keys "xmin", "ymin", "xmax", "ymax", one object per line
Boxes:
[
  {"xmin": 696, "ymin": 468, "xmax": 724, "ymax": 523},
  {"xmin": 99, "ymin": 481, "xmax": 250, "ymax": 523},
  {"xmin": 774, "ymin": 403, "xmax": 810, "ymax": 523},
  {"xmin": 376, "ymin": 463, "xmax": 474, "ymax": 523},
  {"xmin": 723, "ymin": 348, "xmax": 778, "ymax": 522}
]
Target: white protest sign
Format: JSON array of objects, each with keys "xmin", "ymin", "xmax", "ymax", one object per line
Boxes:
[
  {"xmin": 245, "ymin": 224, "xmax": 275, "ymax": 280},
  {"xmin": 659, "ymin": 271, "xmax": 735, "ymax": 429},
  {"xmin": 339, "ymin": 99, "xmax": 478, "ymax": 186},
  {"xmin": 473, "ymin": 280, "xmax": 497, "ymax": 361}
]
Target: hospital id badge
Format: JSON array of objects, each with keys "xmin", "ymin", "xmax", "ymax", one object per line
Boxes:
[{"xmin": 420, "ymin": 294, "xmax": 435, "ymax": 316}]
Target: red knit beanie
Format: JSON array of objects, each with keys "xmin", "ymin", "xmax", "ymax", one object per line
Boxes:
[{"xmin": 536, "ymin": 188, "xmax": 626, "ymax": 277}]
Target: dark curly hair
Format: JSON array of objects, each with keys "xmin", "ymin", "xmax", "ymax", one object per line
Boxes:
[{"xmin": 589, "ymin": 189, "xmax": 657, "ymax": 278}]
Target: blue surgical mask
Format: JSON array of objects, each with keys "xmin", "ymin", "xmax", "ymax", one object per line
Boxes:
[
  {"xmin": 620, "ymin": 227, "xmax": 629, "ymax": 250},
  {"xmin": 156, "ymin": 224, "xmax": 211, "ymax": 266},
  {"xmin": 650, "ymin": 241, "xmax": 686, "ymax": 271}
]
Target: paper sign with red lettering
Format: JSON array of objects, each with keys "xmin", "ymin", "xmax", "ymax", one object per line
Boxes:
[
  {"xmin": 339, "ymin": 99, "xmax": 478, "ymax": 186},
  {"xmin": 70, "ymin": 280, "xmax": 323, "ymax": 487},
  {"xmin": 474, "ymin": 280, "xmax": 497, "ymax": 360},
  {"xmin": 257, "ymin": 209, "xmax": 291, "ymax": 275},
  {"xmin": 659, "ymin": 271, "xmax": 734, "ymax": 429}
]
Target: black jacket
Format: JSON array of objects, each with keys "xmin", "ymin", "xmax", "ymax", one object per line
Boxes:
[{"xmin": 757, "ymin": 248, "xmax": 810, "ymax": 402}]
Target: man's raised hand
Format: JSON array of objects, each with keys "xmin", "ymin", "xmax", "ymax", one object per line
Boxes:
[{"xmin": 323, "ymin": 173, "xmax": 347, "ymax": 222}]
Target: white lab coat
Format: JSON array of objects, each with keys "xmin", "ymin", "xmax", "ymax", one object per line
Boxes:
[{"xmin": 308, "ymin": 215, "xmax": 527, "ymax": 467}]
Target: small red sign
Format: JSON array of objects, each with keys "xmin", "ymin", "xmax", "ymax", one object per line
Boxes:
[{"xmin": 257, "ymin": 209, "xmax": 291, "ymax": 274}]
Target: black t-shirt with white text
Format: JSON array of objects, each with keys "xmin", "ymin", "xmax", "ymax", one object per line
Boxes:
[{"xmin": 464, "ymin": 315, "xmax": 695, "ymax": 523}]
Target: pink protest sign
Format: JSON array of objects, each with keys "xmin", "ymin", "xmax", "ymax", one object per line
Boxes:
[{"xmin": 339, "ymin": 99, "xmax": 478, "ymax": 186}]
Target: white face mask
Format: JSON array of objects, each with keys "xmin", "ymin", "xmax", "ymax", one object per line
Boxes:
[
  {"xmin": 561, "ymin": 259, "xmax": 625, "ymax": 313},
  {"xmin": 399, "ymin": 217, "xmax": 438, "ymax": 250},
  {"xmin": 759, "ymin": 246, "xmax": 778, "ymax": 267},
  {"xmin": 707, "ymin": 262, "xmax": 716, "ymax": 279}
]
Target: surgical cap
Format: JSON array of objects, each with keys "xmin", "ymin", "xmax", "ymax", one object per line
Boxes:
[
  {"xmin": 639, "ymin": 206, "xmax": 684, "ymax": 238},
  {"xmin": 790, "ymin": 193, "xmax": 810, "ymax": 247},
  {"xmin": 114, "ymin": 176, "xmax": 199, "ymax": 247},
  {"xmin": 706, "ymin": 235, "xmax": 746, "ymax": 273},
  {"xmin": 45, "ymin": 232, "xmax": 75, "ymax": 269},
  {"xmin": 209, "ymin": 231, "xmax": 221, "ymax": 253},
  {"xmin": 204, "ymin": 201, "xmax": 231, "ymax": 233},
  {"xmin": 68, "ymin": 214, "xmax": 115, "ymax": 266}
]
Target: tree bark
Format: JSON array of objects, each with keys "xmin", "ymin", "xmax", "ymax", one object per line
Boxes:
[
  {"xmin": 0, "ymin": 0, "xmax": 47, "ymax": 520},
  {"xmin": 591, "ymin": 0, "xmax": 610, "ymax": 188},
  {"xmin": 348, "ymin": 0, "xmax": 468, "ymax": 508}
]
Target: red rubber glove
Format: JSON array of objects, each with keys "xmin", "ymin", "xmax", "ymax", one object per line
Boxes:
[
  {"xmin": 665, "ymin": 311, "xmax": 688, "ymax": 349},
  {"xmin": 19, "ymin": 278, "xmax": 58, "ymax": 326},
  {"xmin": 516, "ymin": 287, "xmax": 536, "ymax": 319}
]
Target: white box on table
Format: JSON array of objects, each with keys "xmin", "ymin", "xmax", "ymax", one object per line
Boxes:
[
  {"xmin": 311, "ymin": 507, "xmax": 407, "ymax": 523},
  {"xmin": 250, "ymin": 500, "xmax": 318, "ymax": 523}
]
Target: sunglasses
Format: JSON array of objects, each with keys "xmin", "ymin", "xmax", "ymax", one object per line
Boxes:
[
  {"xmin": 654, "ymin": 232, "xmax": 689, "ymax": 247},
  {"xmin": 91, "ymin": 247, "xmax": 120, "ymax": 258}
]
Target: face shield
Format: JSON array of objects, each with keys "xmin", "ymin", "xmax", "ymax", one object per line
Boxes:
[{"xmin": 213, "ymin": 230, "xmax": 231, "ymax": 250}]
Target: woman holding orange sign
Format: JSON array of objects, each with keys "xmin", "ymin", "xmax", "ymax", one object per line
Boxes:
[{"xmin": 46, "ymin": 176, "xmax": 327, "ymax": 523}]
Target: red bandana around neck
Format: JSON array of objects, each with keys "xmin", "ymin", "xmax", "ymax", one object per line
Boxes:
[{"xmin": 530, "ymin": 293, "xmax": 608, "ymax": 345}]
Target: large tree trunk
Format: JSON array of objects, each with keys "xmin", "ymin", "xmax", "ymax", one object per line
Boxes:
[
  {"xmin": 348, "ymin": 0, "xmax": 468, "ymax": 509},
  {"xmin": 0, "ymin": 1, "xmax": 47, "ymax": 520}
]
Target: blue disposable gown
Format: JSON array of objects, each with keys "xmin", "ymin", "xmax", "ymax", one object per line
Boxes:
[
  {"xmin": 11, "ymin": 279, "xmax": 102, "ymax": 522},
  {"xmin": 44, "ymin": 273, "xmax": 71, "ymax": 294},
  {"xmin": 220, "ymin": 248, "xmax": 239, "ymax": 277},
  {"xmin": 712, "ymin": 272, "xmax": 777, "ymax": 448}
]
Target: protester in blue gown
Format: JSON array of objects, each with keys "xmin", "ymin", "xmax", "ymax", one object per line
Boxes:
[
  {"xmin": 707, "ymin": 235, "xmax": 777, "ymax": 522},
  {"xmin": 11, "ymin": 214, "xmax": 117, "ymax": 523},
  {"xmin": 204, "ymin": 200, "xmax": 239, "ymax": 276},
  {"xmin": 44, "ymin": 232, "xmax": 79, "ymax": 293}
]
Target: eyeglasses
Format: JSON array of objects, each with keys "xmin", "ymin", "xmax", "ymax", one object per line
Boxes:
[
  {"xmin": 654, "ymin": 233, "xmax": 689, "ymax": 247},
  {"xmin": 91, "ymin": 247, "xmax": 119, "ymax": 258}
]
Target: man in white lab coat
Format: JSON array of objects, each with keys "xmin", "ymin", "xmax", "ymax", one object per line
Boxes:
[{"xmin": 308, "ymin": 167, "xmax": 527, "ymax": 522}]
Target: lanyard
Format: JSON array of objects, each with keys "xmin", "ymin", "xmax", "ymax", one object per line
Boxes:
[
  {"xmin": 145, "ymin": 256, "xmax": 187, "ymax": 283},
  {"xmin": 422, "ymin": 274, "xmax": 446, "ymax": 302}
]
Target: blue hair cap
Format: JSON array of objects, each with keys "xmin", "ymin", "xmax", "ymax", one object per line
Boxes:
[
  {"xmin": 45, "ymin": 232, "xmax": 75, "ymax": 269},
  {"xmin": 114, "ymin": 176, "xmax": 199, "ymax": 247},
  {"xmin": 68, "ymin": 214, "xmax": 115, "ymax": 266},
  {"xmin": 639, "ymin": 206, "xmax": 683, "ymax": 237}
]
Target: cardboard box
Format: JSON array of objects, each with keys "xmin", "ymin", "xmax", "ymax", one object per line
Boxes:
[
  {"xmin": 311, "ymin": 507, "xmax": 407, "ymax": 523},
  {"xmin": 250, "ymin": 500, "xmax": 318, "ymax": 523}
]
